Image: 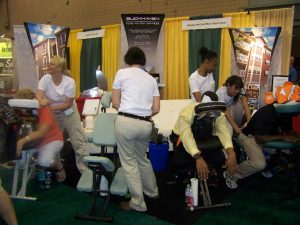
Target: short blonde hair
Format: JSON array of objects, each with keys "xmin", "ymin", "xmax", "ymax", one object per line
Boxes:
[
  {"xmin": 50, "ymin": 56, "xmax": 71, "ymax": 76},
  {"xmin": 15, "ymin": 88, "xmax": 35, "ymax": 99}
]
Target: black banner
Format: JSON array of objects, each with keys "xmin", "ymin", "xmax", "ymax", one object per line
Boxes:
[{"xmin": 121, "ymin": 14, "xmax": 164, "ymax": 70}]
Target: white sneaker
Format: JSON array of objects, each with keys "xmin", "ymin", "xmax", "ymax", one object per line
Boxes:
[
  {"xmin": 261, "ymin": 170, "xmax": 273, "ymax": 178},
  {"xmin": 223, "ymin": 171, "xmax": 238, "ymax": 189}
]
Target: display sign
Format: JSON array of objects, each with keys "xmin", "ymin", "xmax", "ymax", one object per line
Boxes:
[
  {"xmin": 0, "ymin": 41, "xmax": 13, "ymax": 76},
  {"xmin": 77, "ymin": 29, "xmax": 105, "ymax": 40},
  {"xmin": 0, "ymin": 58, "xmax": 13, "ymax": 75},
  {"xmin": 0, "ymin": 42, "xmax": 13, "ymax": 58},
  {"xmin": 24, "ymin": 22, "xmax": 70, "ymax": 79},
  {"xmin": 182, "ymin": 17, "xmax": 231, "ymax": 30},
  {"xmin": 121, "ymin": 14, "xmax": 165, "ymax": 73},
  {"xmin": 271, "ymin": 75, "xmax": 288, "ymax": 94},
  {"xmin": 229, "ymin": 27, "xmax": 281, "ymax": 108}
]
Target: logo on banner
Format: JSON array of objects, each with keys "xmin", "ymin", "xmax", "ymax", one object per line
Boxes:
[{"xmin": 121, "ymin": 14, "xmax": 165, "ymax": 73}]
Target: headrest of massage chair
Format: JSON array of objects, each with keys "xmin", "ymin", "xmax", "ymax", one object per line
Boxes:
[
  {"xmin": 194, "ymin": 102, "xmax": 226, "ymax": 115},
  {"xmin": 8, "ymin": 99, "xmax": 40, "ymax": 109},
  {"xmin": 101, "ymin": 92, "xmax": 112, "ymax": 109}
]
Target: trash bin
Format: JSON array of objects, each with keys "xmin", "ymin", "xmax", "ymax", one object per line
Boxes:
[{"xmin": 149, "ymin": 142, "xmax": 169, "ymax": 172}]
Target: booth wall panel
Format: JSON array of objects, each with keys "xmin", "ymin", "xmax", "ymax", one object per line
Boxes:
[{"xmin": 0, "ymin": 0, "xmax": 248, "ymax": 34}]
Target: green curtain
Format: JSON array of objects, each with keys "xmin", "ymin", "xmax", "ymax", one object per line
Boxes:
[
  {"xmin": 188, "ymin": 15, "xmax": 222, "ymax": 89},
  {"xmin": 80, "ymin": 28, "xmax": 102, "ymax": 92}
]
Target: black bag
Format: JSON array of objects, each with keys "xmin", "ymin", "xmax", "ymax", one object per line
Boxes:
[{"xmin": 191, "ymin": 114, "xmax": 214, "ymax": 140}]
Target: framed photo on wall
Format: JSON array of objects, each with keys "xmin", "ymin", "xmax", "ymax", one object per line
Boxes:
[{"xmin": 272, "ymin": 75, "xmax": 288, "ymax": 94}]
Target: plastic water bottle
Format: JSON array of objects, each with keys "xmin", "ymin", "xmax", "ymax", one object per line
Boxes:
[
  {"xmin": 45, "ymin": 171, "xmax": 52, "ymax": 189},
  {"xmin": 185, "ymin": 184, "xmax": 190, "ymax": 203},
  {"xmin": 100, "ymin": 176, "xmax": 108, "ymax": 196},
  {"xmin": 185, "ymin": 184, "xmax": 193, "ymax": 207}
]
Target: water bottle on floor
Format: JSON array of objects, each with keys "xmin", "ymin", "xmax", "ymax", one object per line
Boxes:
[{"xmin": 45, "ymin": 171, "xmax": 52, "ymax": 189}]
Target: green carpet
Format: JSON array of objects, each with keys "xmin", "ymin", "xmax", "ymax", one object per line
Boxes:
[
  {"xmin": 0, "ymin": 167, "xmax": 170, "ymax": 225},
  {"xmin": 1, "ymin": 166, "xmax": 300, "ymax": 225},
  {"xmin": 193, "ymin": 174, "xmax": 300, "ymax": 225}
]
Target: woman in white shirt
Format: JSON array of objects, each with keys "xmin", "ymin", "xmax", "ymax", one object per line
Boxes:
[
  {"xmin": 216, "ymin": 75, "xmax": 251, "ymax": 136},
  {"xmin": 189, "ymin": 47, "xmax": 218, "ymax": 102},
  {"xmin": 112, "ymin": 47, "xmax": 160, "ymax": 212},
  {"xmin": 36, "ymin": 56, "xmax": 88, "ymax": 174}
]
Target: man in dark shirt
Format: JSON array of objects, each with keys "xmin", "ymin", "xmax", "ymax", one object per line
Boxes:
[{"xmin": 224, "ymin": 104, "xmax": 300, "ymax": 189}]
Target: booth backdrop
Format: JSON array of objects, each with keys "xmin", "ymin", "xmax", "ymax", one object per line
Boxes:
[{"xmin": 13, "ymin": 8, "xmax": 293, "ymax": 99}]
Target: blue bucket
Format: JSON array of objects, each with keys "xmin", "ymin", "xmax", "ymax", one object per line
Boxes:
[{"xmin": 149, "ymin": 142, "xmax": 169, "ymax": 172}]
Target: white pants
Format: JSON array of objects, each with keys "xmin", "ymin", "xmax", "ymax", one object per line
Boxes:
[
  {"xmin": 37, "ymin": 140, "xmax": 64, "ymax": 167},
  {"xmin": 115, "ymin": 116, "xmax": 159, "ymax": 211}
]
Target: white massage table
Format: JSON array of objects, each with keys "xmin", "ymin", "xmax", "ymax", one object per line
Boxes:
[{"xmin": 84, "ymin": 99, "xmax": 192, "ymax": 153}]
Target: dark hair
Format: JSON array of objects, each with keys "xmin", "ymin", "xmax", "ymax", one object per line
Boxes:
[
  {"xmin": 201, "ymin": 91, "xmax": 218, "ymax": 101},
  {"xmin": 225, "ymin": 75, "xmax": 244, "ymax": 89},
  {"xmin": 199, "ymin": 47, "xmax": 217, "ymax": 63},
  {"xmin": 124, "ymin": 47, "xmax": 146, "ymax": 66}
]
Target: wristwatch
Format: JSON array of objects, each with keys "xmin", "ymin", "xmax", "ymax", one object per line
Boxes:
[{"xmin": 193, "ymin": 152, "xmax": 202, "ymax": 160}]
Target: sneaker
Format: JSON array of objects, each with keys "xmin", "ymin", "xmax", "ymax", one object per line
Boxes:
[
  {"xmin": 261, "ymin": 170, "xmax": 273, "ymax": 178},
  {"xmin": 223, "ymin": 171, "xmax": 238, "ymax": 189}
]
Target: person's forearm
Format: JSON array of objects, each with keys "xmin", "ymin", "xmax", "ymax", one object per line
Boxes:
[
  {"xmin": 192, "ymin": 92, "xmax": 201, "ymax": 102},
  {"xmin": 225, "ymin": 110, "xmax": 239, "ymax": 131},
  {"xmin": 50, "ymin": 102, "xmax": 72, "ymax": 111},
  {"xmin": 241, "ymin": 96, "xmax": 251, "ymax": 121}
]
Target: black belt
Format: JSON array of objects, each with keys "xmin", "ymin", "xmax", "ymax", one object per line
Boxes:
[{"xmin": 118, "ymin": 112, "xmax": 151, "ymax": 122}]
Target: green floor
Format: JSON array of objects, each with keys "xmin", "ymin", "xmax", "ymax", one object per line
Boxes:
[{"xmin": 1, "ymin": 166, "xmax": 299, "ymax": 225}]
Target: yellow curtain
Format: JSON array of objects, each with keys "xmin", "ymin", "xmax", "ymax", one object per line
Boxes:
[
  {"xmin": 219, "ymin": 12, "xmax": 255, "ymax": 87},
  {"xmin": 69, "ymin": 29, "xmax": 83, "ymax": 97},
  {"xmin": 254, "ymin": 8, "xmax": 294, "ymax": 75},
  {"xmin": 164, "ymin": 17, "xmax": 189, "ymax": 99},
  {"xmin": 102, "ymin": 24, "xmax": 121, "ymax": 91},
  {"xmin": 219, "ymin": 8, "xmax": 294, "ymax": 87}
]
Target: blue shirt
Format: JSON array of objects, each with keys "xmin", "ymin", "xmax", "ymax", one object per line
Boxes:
[{"xmin": 288, "ymin": 66, "xmax": 297, "ymax": 84}]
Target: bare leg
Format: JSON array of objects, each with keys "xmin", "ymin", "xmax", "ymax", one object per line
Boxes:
[
  {"xmin": 51, "ymin": 161, "xmax": 66, "ymax": 182},
  {"xmin": 0, "ymin": 190, "xmax": 18, "ymax": 225}
]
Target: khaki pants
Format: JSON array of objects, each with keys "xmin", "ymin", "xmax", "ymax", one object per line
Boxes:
[
  {"xmin": 53, "ymin": 104, "xmax": 88, "ymax": 174},
  {"xmin": 115, "ymin": 116, "xmax": 159, "ymax": 211},
  {"xmin": 236, "ymin": 133, "xmax": 266, "ymax": 179}
]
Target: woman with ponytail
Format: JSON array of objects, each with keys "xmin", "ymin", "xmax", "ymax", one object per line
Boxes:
[{"xmin": 189, "ymin": 47, "xmax": 218, "ymax": 102}]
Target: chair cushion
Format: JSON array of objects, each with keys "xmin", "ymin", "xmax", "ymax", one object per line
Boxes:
[
  {"xmin": 77, "ymin": 169, "xmax": 93, "ymax": 192},
  {"xmin": 93, "ymin": 113, "xmax": 117, "ymax": 146},
  {"xmin": 274, "ymin": 102, "xmax": 300, "ymax": 114},
  {"xmin": 110, "ymin": 167, "xmax": 128, "ymax": 196},
  {"xmin": 263, "ymin": 141, "xmax": 298, "ymax": 149},
  {"xmin": 83, "ymin": 156, "xmax": 115, "ymax": 172}
]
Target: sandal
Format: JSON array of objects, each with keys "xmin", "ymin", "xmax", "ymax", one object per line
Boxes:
[{"xmin": 56, "ymin": 167, "xmax": 66, "ymax": 183}]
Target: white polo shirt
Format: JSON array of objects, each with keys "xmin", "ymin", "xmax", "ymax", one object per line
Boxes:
[
  {"xmin": 189, "ymin": 70, "xmax": 215, "ymax": 101},
  {"xmin": 38, "ymin": 74, "xmax": 76, "ymax": 107},
  {"xmin": 112, "ymin": 67, "xmax": 159, "ymax": 117}
]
